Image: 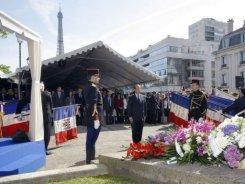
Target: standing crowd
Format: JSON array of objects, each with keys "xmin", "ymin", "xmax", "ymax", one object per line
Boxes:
[{"xmin": 38, "ymin": 86, "xmax": 171, "ymax": 127}]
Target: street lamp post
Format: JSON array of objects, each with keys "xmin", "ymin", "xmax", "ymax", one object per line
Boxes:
[{"xmin": 17, "ymin": 37, "xmax": 23, "ymax": 100}]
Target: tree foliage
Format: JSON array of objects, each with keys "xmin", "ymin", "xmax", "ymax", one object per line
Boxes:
[
  {"xmin": 0, "ymin": 64, "xmax": 11, "ymax": 74},
  {"xmin": 0, "ymin": 29, "xmax": 8, "ymax": 38}
]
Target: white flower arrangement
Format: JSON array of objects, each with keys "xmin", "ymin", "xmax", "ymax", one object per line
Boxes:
[{"xmin": 209, "ymin": 116, "xmax": 245, "ymax": 168}]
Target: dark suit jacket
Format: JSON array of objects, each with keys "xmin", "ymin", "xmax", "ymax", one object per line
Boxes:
[
  {"xmin": 127, "ymin": 93, "xmax": 145, "ymax": 121},
  {"xmin": 52, "ymin": 92, "xmax": 66, "ymax": 108},
  {"xmin": 103, "ymin": 95, "xmax": 113, "ymax": 111},
  {"xmin": 148, "ymin": 96, "xmax": 158, "ymax": 112},
  {"xmin": 41, "ymin": 91, "xmax": 53, "ymax": 123},
  {"xmin": 75, "ymin": 93, "xmax": 85, "ymax": 106}
]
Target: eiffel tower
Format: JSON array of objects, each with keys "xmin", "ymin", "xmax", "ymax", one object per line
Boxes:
[{"xmin": 56, "ymin": 5, "xmax": 64, "ymax": 55}]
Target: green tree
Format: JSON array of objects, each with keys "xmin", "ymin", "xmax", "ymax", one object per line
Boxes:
[
  {"xmin": 0, "ymin": 64, "xmax": 11, "ymax": 74},
  {"xmin": 0, "ymin": 29, "xmax": 8, "ymax": 38},
  {"xmin": 0, "ymin": 30, "xmax": 10, "ymax": 74}
]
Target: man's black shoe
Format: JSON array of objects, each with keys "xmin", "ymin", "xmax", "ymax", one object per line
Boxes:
[{"xmin": 46, "ymin": 151, "xmax": 53, "ymax": 155}]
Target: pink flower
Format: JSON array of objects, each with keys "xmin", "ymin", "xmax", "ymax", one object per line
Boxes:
[
  {"xmin": 224, "ymin": 145, "xmax": 244, "ymax": 168},
  {"xmin": 195, "ymin": 122, "xmax": 213, "ymax": 133},
  {"xmin": 197, "ymin": 146, "xmax": 205, "ymax": 156}
]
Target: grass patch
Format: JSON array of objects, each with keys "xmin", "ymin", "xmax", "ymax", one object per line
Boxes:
[{"xmin": 48, "ymin": 175, "xmax": 137, "ymax": 184}]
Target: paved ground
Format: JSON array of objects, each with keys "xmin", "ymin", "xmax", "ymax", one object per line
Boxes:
[{"xmin": 42, "ymin": 124, "xmax": 165, "ymax": 171}]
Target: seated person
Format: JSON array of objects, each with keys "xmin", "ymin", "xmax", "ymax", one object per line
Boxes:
[{"xmin": 16, "ymin": 92, "xmax": 28, "ymax": 114}]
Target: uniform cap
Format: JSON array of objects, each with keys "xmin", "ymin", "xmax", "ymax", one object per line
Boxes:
[
  {"xmin": 191, "ymin": 79, "xmax": 200, "ymax": 85},
  {"xmin": 86, "ymin": 68, "xmax": 99, "ymax": 77}
]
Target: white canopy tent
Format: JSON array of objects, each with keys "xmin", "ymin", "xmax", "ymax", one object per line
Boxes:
[{"xmin": 0, "ymin": 11, "xmax": 43, "ymax": 141}]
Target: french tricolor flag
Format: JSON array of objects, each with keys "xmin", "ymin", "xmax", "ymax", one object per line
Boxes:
[
  {"xmin": 206, "ymin": 96, "xmax": 234, "ymax": 126},
  {"xmin": 53, "ymin": 105, "xmax": 78, "ymax": 145},
  {"xmin": 1, "ymin": 101, "xmax": 29, "ymax": 137},
  {"xmin": 169, "ymin": 92, "xmax": 189, "ymax": 127},
  {"xmin": 169, "ymin": 93, "xmax": 234, "ymax": 127}
]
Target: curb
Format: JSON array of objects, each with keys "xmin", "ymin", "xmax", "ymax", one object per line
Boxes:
[
  {"xmin": 0, "ymin": 163, "xmax": 108, "ymax": 184},
  {"xmin": 99, "ymin": 152, "xmax": 245, "ymax": 184}
]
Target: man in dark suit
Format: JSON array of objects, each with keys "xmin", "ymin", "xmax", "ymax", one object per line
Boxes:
[
  {"xmin": 41, "ymin": 82, "xmax": 53, "ymax": 155},
  {"xmin": 52, "ymin": 86, "xmax": 66, "ymax": 108},
  {"xmin": 103, "ymin": 90, "xmax": 113, "ymax": 124},
  {"xmin": 148, "ymin": 92, "xmax": 157, "ymax": 124},
  {"xmin": 75, "ymin": 88, "xmax": 85, "ymax": 125},
  {"xmin": 127, "ymin": 84, "xmax": 145, "ymax": 143}
]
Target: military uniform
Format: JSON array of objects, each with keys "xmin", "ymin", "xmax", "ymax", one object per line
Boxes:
[
  {"xmin": 188, "ymin": 90, "xmax": 207, "ymax": 121},
  {"xmin": 83, "ymin": 69, "xmax": 102, "ymax": 164}
]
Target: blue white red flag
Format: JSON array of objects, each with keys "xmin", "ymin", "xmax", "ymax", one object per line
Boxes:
[
  {"xmin": 1, "ymin": 100, "xmax": 29, "ymax": 137},
  {"xmin": 169, "ymin": 93, "xmax": 189, "ymax": 127},
  {"xmin": 53, "ymin": 105, "xmax": 78, "ymax": 145},
  {"xmin": 169, "ymin": 92, "xmax": 234, "ymax": 127}
]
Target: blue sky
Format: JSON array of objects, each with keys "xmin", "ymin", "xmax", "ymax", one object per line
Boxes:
[{"xmin": 1, "ymin": 0, "xmax": 245, "ymax": 72}]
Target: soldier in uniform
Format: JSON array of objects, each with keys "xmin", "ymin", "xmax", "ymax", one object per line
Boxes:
[
  {"xmin": 83, "ymin": 69, "xmax": 103, "ymax": 164},
  {"xmin": 188, "ymin": 80, "xmax": 207, "ymax": 121}
]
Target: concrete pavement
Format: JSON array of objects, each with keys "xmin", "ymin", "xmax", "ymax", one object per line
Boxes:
[{"xmin": 42, "ymin": 124, "xmax": 164, "ymax": 171}]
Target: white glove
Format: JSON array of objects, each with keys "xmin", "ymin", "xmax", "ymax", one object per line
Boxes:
[{"xmin": 94, "ymin": 120, "xmax": 100, "ymax": 129}]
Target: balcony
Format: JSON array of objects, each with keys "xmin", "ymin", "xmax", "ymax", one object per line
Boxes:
[
  {"xmin": 240, "ymin": 60, "xmax": 245, "ymax": 65},
  {"xmin": 221, "ymin": 83, "xmax": 227, "ymax": 87},
  {"xmin": 188, "ymin": 76, "xmax": 204, "ymax": 81},
  {"xmin": 221, "ymin": 64, "xmax": 228, "ymax": 69},
  {"xmin": 187, "ymin": 65, "xmax": 204, "ymax": 70}
]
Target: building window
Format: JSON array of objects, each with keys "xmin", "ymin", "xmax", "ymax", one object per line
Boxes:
[
  {"xmin": 169, "ymin": 46, "xmax": 178, "ymax": 52},
  {"xmin": 211, "ymin": 61, "xmax": 215, "ymax": 68},
  {"xmin": 241, "ymin": 71, "xmax": 245, "ymax": 80},
  {"xmin": 169, "ymin": 75, "xmax": 174, "ymax": 84},
  {"xmin": 229, "ymin": 34, "xmax": 241, "ymax": 47},
  {"xmin": 212, "ymin": 71, "xmax": 215, "ymax": 78},
  {"xmin": 205, "ymin": 26, "xmax": 214, "ymax": 32},
  {"xmin": 240, "ymin": 51, "xmax": 245, "ymax": 64},
  {"xmin": 204, "ymin": 26, "xmax": 215, "ymax": 41},
  {"xmin": 192, "ymin": 70, "xmax": 204, "ymax": 77},
  {"xmin": 223, "ymin": 39, "xmax": 228, "ymax": 48},
  {"xmin": 221, "ymin": 74, "xmax": 227, "ymax": 86},
  {"xmin": 221, "ymin": 56, "xmax": 227, "ymax": 67},
  {"xmin": 192, "ymin": 60, "xmax": 204, "ymax": 67}
]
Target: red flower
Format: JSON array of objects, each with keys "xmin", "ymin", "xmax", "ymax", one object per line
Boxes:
[
  {"xmin": 132, "ymin": 151, "xmax": 141, "ymax": 159},
  {"xmin": 126, "ymin": 141, "xmax": 166, "ymax": 160}
]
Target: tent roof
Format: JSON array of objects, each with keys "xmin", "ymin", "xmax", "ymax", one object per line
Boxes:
[
  {"xmin": 0, "ymin": 11, "xmax": 41, "ymax": 41},
  {"xmin": 20, "ymin": 41, "xmax": 159, "ymax": 89}
]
